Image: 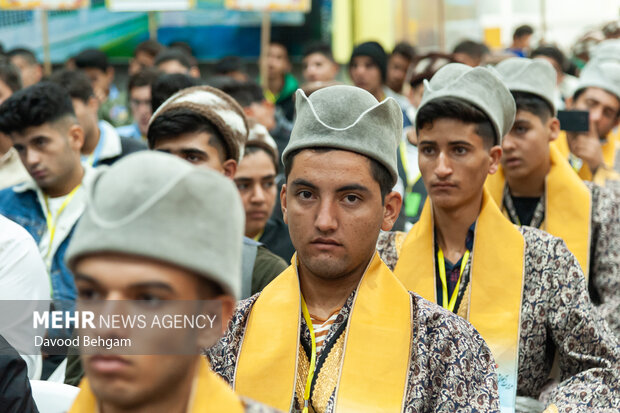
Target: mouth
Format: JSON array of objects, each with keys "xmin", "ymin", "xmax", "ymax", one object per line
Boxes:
[
  {"xmin": 310, "ymin": 237, "xmax": 342, "ymax": 250},
  {"xmin": 247, "ymin": 211, "xmax": 268, "ymax": 220},
  {"xmin": 431, "ymin": 182, "xmax": 457, "ymax": 190},
  {"xmin": 503, "ymin": 157, "xmax": 522, "ymax": 168},
  {"xmin": 87, "ymin": 355, "xmax": 131, "ymax": 374},
  {"xmin": 30, "ymin": 169, "xmax": 47, "ymax": 180}
]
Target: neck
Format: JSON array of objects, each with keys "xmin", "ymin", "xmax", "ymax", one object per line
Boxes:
[
  {"xmin": 267, "ymin": 75, "xmax": 285, "ymax": 95},
  {"xmin": 432, "ymin": 192, "xmax": 482, "ymax": 263},
  {"xmin": 100, "ymin": 358, "xmax": 198, "ymax": 413},
  {"xmin": 298, "ymin": 254, "xmax": 373, "ymax": 320},
  {"xmin": 81, "ymin": 126, "xmax": 101, "ymax": 155},
  {"xmin": 371, "ymin": 87, "xmax": 385, "ymax": 102},
  {"xmin": 505, "ymin": 162, "xmax": 549, "ymax": 197},
  {"xmin": 45, "ymin": 163, "xmax": 84, "ymax": 198}
]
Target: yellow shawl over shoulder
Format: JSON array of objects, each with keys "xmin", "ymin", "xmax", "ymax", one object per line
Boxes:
[{"xmin": 234, "ymin": 252, "xmax": 412, "ymax": 413}]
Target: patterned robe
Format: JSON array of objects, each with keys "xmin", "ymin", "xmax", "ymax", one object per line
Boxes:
[
  {"xmin": 206, "ymin": 290, "xmax": 501, "ymax": 412},
  {"xmin": 584, "ymin": 181, "xmax": 620, "ymax": 334},
  {"xmin": 377, "ymin": 226, "xmax": 620, "ymax": 412}
]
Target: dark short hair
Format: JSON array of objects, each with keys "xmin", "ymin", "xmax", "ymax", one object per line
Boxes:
[
  {"xmin": 214, "ymin": 56, "xmax": 245, "ymax": 74},
  {"xmin": 453, "ymin": 40, "xmax": 490, "ymax": 59},
  {"xmin": 134, "ymin": 39, "xmax": 164, "ymax": 58},
  {"xmin": 7, "ymin": 48, "xmax": 38, "ymax": 65},
  {"xmin": 151, "ymin": 73, "xmax": 202, "ymax": 112},
  {"xmin": 302, "ymin": 42, "xmax": 335, "ymax": 61},
  {"xmin": 513, "ymin": 25, "xmax": 534, "ymax": 40},
  {"xmin": 284, "ymin": 147, "xmax": 394, "ymax": 202},
  {"xmin": 49, "ymin": 69, "xmax": 94, "ymax": 103},
  {"xmin": 416, "ymin": 97, "xmax": 496, "ymax": 148},
  {"xmin": 147, "ymin": 108, "xmax": 227, "ymax": 161},
  {"xmin": 269, "ymin": 40, "xmax": 290, "ymax": 59},
  {"xmin": 168, "ymin": 41, "xmax": 194, "ymax": 57},
  {"xmin": 244, "ymin": 144, "xmax": 278, "ymax": 171},
  {"xmin": 391, "ymin": 41, "xmax": 416, "ymax": 61},
  {"xmin": 0, "ymin": 82, "xmax": 75, "ymax": 135},
  {"xmin": 530, "ymin": 46, "xmax": 565, "ymax": 71},
  {"xmin": 75, "ymin": 49, "xmax": 109, "ymax": 72},
  {"xmin": 511, "ymin": 91, "xmax": 553, "ymax": 121},
  {"xmin": 155, "ymin": 48, "xmax": 192, "ymax": 71},
  {"xmin": 0, "ymin": 59, "xmax": 22, "ymax": 92},
  {"xmin": 128, "ymin": 67, "xmax": 160, "ymax": 92},
  {"xmin": 216, "ymin": 80, "xmax": 263, "ymax": 108}
]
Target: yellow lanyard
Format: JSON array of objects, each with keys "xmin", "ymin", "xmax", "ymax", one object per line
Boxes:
[
  {"xmin": 437, "ymin": 248, "xmax": 470, "ymax": 312},
  {"xmin": 43, "ymin": 185, "xmax": 81, "ymax": 259},
  {"xmin": 399, "ymin": 140, "xmax": 421, "ymax": 194},
  {"xmin": 300, "ymin": 296, "xmax": 317, "ymax": 413}
]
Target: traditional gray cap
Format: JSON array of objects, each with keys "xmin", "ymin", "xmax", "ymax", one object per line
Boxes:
[
  {"xmin": 575, "ymin": 59, "xmax": 620, "ymax": 101},
  {"xmin": 282, "ymin": 85, "xmax": 402, "ymax": 183},
  {"xmin": 495, "ymin": 57, "xmax": 557, "ymax": 114},
  {"xmin": 590, "ymin": 39, "xmax": 620, "ymax": 63},
  {"xmin": 416, "ymin": 63, "xmax": 516, "ymax": 145},
  {"xmin": 66, "ymin": 151, "xmax": 245, "ymax": 299}
]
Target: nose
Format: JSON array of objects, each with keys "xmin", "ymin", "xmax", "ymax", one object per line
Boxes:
[
  {"xmin": 434, "ymin": 152, "xmax": 452, "ymax": 179},
  {"xmin": 502, "ymin": 133, "xmax": 516, "ymax": 152},
  {"xmin": 25, "ymin": 149, "xmax": 40, "ymax": 168},
  {"xmin": 250, "ymin": 183, "xmax": 266, "ymax": 204},
  {"xmin": 314, "ymin": 197, "xmax": 338, "ymax": 233},
  {"xmin": 589, "ymin": 107, "xmax": 603, "ymax": 123}
]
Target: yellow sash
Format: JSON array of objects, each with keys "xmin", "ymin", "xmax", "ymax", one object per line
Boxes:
[
  {"xmin": 235, "ymin": 252, "xmax": 412, "ymax": 412},
  {"xmin": 68, "ymin": 357, "xmax": 244, "ymax": 413},
  {"xmin": 393, "ymin": 189, "xmax": 524, "ymax": 411},
  {"xmin": 486, "ymin": 145, "xmax": 591, "ymax": 279},
  {"xmin": 552, "ymin": 130, "xmax": 620, "ymax": 181}
]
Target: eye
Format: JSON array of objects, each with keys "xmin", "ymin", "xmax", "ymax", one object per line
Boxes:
[
  {"xmin": 14, "ymin": 144, "xmax": 25, "ymax": 154},
  {"xmin": 135, "ymin": 293, "xmax": 164, "ymax": 306},
  {"xmin": 514, "ymin": 126, "xmax": 528, "ymax": 135},
  {"xmin": 297, "ymin": 190, "xmax": 313, "ymax": 200},
  {"xmin": 343, "ymin": 194, "xmax": 360, "ymax": 204},
  {"xmin": 454, "ymin": 146, "xmax": 468, "ymax": 155},
  {"xmin": 78, "ymin": 288, "xmax": 100, "ymax": 300},
  {"xmin": 236, "ymin": 182, "xmax": 250, "ymax": 191},
  {"xmin": 185, "ymin": 154, "xmax": 201, "ymax": 163},
  {"xmin": 33, "ymin": 137, "xmax": 47, "ymax": 148},
  {"xmin": 420, "ymin": 146, "xmax": 435, "ymax": 155},
  {"xmin": 262, "ymin": 181, "xmax": 275, "ymax": 189}
]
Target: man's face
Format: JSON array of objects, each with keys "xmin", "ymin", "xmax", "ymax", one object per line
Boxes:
[
  {"xmin": 10, "ymin": 55, "xmax": 42, "ymax": 87},
  {"xmin": 12, "ymin": 121, "xmax": 83, "ymax": 193},
  {"xmin": 349, "ymin": 56, "xmax": 383, "ymax": 96},
  {"xmin": 72, "ymin": 98, "xmax": 99, "ymax": 148},
  {"xmin": 0, "ymin": 79, "xmax": 14, "ymax": 105},
  {"xmin": 282, "ymin": 150, "xmax": 399, "ymax": 281},
  {"xmin": 418, "ymin": 119, "xmax": 501, "ymax": 211},
  {"xmin": 128, "ymin": 51, "xmax": 155, "ymax": 76},
  {"xmin": 153, "ymin": 131, "xmax": 236, "ymax": 178},
  {"xmin": 235, "ymin": 150, "xmax": 277, "ymax": 238},
  {"xmin": 157, "ymin": 60, "xmax": 190, "ymax": 75},
  {"xmin": 129, "ymin": 86, "xmax": 152, "ymax": 136},
  {"xmin": 74, "ymin": 254, "xmax": 233, "ymax": 411},
  {"xmin": 386, "ymin": 53, "xmax": 410, "ymax": 92},
  {"xmin": 247, "ymin": 101, "xmax": 276, "ymax": 131},
  {"xmin": 83, "ymin": 68, "xmax": 114, "ymax": 103},
  {"xmin": 302, "ymin": 53, "xmax": 338, "ymax": 83},
  {"xmin": 502, "ymin": 110, "xmax": 557, "ymax": 180},
  {"xmin": 267, "ymin": 44, "xmax": 290, "ymax": 79},
  {"xmin": 569, "ymin": 87, "xmax": 620, "ymax": 139}
]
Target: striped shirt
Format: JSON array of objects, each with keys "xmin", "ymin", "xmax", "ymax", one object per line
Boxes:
[{"xmin": 309, "ymin": 309, "xmax": 341, "ymax": 356}]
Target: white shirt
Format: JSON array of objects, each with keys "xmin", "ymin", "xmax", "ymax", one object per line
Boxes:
[{"xmin": 0, "ymin": 214, "xmax": 51, "ymax": 379}]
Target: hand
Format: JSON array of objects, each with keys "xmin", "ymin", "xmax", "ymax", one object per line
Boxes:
[{"xmin": 567, "ymin": 117, "xmax": 604, "ymax": 173}]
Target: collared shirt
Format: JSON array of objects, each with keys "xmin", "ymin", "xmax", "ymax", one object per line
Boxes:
[
  {"xmin": 82, "ymin": 120, "xmax": 123, "ymax": 167},
  {"xmin": 116, "ymin": 122, "xmax": 143, "ymax": 141}
]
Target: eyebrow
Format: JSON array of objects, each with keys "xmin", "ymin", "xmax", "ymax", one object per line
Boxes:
[
  {"xmin": 156, "ymin": 148, "xmax": 208, "ymax": 158},
  {"xmin": 290, "ymin": 179, "xmax": 370, "ymax": 193},
  {"xmin": 290, "ymin": 178, "xmax": 317, "ymax": 190},
  {"xmin": 235, "ymin": 174, "xmax": 276, "ymax": 183},
  {"xmin": 75, "ymin": 273, "xmax": 175, "ymax": 293}
]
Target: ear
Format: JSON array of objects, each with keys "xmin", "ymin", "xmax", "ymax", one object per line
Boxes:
[
  {"xmin": 68, "ymin": 124, "xmax": 85, "ymax": 152},
  {"xmin": 222, "ymin": 159, "xmax": 237, "ymax": 178},
  {"xmin": 280, "ymin": 183, "xmax": 288, "ymax": 225},
  {"xmin": 195, "ymin": 295, "xmax": 236, "ymax": 349},
  {"xmin": 381, "ymin": 191, "xmax": 403, "ymax": 231},
  {"xmin": 243, "ymin": 106, "xmax": 254, "ymax": 118},
  {"xmin": 548, "ymin": 117, "xmax": 561, "ymax": 142},
  {"xmin": 487, "ymin": 145, "xmax": 502, "ymax": 175},
  {"xmin": 189, "ymin": 67, "xmax": 201, "ymax": 79}
]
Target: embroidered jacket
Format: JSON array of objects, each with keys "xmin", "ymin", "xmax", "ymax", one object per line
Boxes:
[
  {"xmin": 206, "ymin": 290, "xmax": 500, "ymax": 412},
  {"xmin": 377, "ymin": 226, "xmax": 620, "ymax": 412}
]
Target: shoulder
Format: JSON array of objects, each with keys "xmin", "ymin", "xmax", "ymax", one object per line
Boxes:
[
  {"xmin": 255, "ymin": 246, "xmax": 288, "ymax": 272},
  {"xmin": 0, "ymin": 215, "xmax": 35, "ymax": 245},
  {"xmin": 376, "ymin": 230, "xmax": 406, "ymax": 271},
  {"xmin": 120, "ymin": 136, "xmax": 147, "ymax": 154},
  {"xmin": 586, "ymin": 181, "xmax": 620, "ymax": 224}
]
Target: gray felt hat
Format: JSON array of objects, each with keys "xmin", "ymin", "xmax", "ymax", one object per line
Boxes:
[
  {"xmin": 575, "ymin": 58, "xmax": 620, "ymax": 101},
  {"xmin": 282, "ymin": 85, "xmax": 402, "ymax": 183},
  {"xmin": 495, "ymin": 57, "xmax": 557, "ymax": 114},
  {"xmin": 416, "ymin": 63, "xmax": 516, "ymax": 145},
  {"xmin": 66, "ymin": 151, "xmax": 245, "ymax": 298},
  {"xmin": 590, "ymin": 39, "xmax": 620, "ymax": 63}
]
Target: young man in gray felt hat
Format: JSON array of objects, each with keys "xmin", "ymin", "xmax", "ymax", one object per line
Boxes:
[
  {"xmin": 552, "ymin": 52, "xmax": 620, "ymax": 184},
  {"xmin": 488, "ymin": 57, "xmax": 620, "ymax": 336},
  {"xmin": 206, "ymin": 84, "xmax": 501, "ymax": 412},
  {"xmin": 64, "ymin": 151, "xmax": 279, "ymax": 412},
  {"xmin": 377, "ymin": 63, "xmax": 620, "ymax": 412},
  {"xmin": 147, "ymin": 85, "xmax": 287, "ymax": 299}
]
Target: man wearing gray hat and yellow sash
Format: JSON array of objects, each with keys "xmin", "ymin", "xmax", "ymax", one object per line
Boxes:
[
  {"xmin": 486, "ymin": 57, "xmax": 620, "ymax": 335},
  {"xmin": 552, "ymin": 46, "xmax": 620, "ymax": 185},
  {"xmin": 377, "ymin": 64, "xmax": 620, "ymax": 412},
  {"xmin": 207, "ymin": 85, "xmax": 500, "ymax": 412},
  {"xmin": 65, "ymin": 151, "xmax": 278, "ymax": 412}
]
